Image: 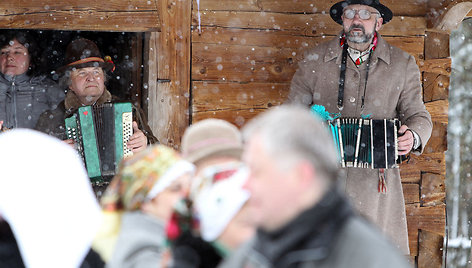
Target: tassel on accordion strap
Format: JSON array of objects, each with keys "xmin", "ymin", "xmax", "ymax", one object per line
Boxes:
[{"xmin": 378, "ymin": 168, "xmax": 387, "ymax": 194}]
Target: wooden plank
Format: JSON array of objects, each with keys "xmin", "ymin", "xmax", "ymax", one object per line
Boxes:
[
  {"xmin": 423, "ymin": 73, "xmax": 450, "ymax": 102},
  {"xmin": 0, "ymin": 0, "xmax": 158, "ymax": 13},
  {"xmin": 421, "ymin": 173, "xmax": 446, "ymax": 207},
  {"xmin": 401, "ymin": 172, "xmax": 421, "ymax": 184},
  {"xmin": 192, "ymin": 0, "xmax": 428, "ymax": 16},
  {"xmin": 192, "ymin": 27, "xmax": 424, "ymax": 59},
  {"xmin": 406, "ymin": 203, "xmax": 446, "ymax": 236},
  {"xmin": 424, "ymin": 31, "xmax": 450, "ymax": 60},
  {"xmin": 192, "ymin": 38, "xmax": 425, "ymax": 82},
  {"xmin": 0, "ymin": 11, "xmax": 160, "ymax": 31},
  {"xmin": 156, "ymin": 0, "xmax": 191, "ymax": 147},
  {"xmin": 192, "ymin": 43, "xmax": 298, "ymax": 83},
  {"xmin": 423, "ymin": 121, "xmax": 448, "ymax": 154},
  {"xmin": 426, "ymin": 100, "xmax": 448, "ymax": 124},
  {"xmin": 418, "ymin": 230, "xmax": 444, "ymax": 268},
  {"xmin": 143, "ymin": 32, "xmax": 159, "ymax": 135},
  {"xmin": 419, "ymin": 58, "xmax": 451, "ymax": 76},
  {"xmin": 400, "ymin": 152, "xmax": 446, "ymax": 176},
  {"xmin": 403, "ymin": 183, "xmax": 420, "ymax": 204},
  {"xmin": 192, "ymin": 81, "xmax": 289, "ymax": 125},
  {"xmin": 193, "ymin": 11, "xmax": 426, "ymax": 36}
]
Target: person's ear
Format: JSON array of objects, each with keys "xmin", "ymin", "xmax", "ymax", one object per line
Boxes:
[{"xmin": 375, "ymin": 17, "xmax": 383, "ymax": 32}]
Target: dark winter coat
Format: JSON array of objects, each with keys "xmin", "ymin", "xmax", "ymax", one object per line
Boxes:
[
  {"xmin": 286, "ymin": 33, "xmax": 433, "ymax": 254},
  {"xmin": 0, "ymin": 73, "xmax": 64, "ymax": 129},
  {"xmin": 218, "ymin": 188, "xmax": 411, "ymax": 268},
  {"xmin": 35, "ymin": 89, "xmax": 157, "ymax": 144}
]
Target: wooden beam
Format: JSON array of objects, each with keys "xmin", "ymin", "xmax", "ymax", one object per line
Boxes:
[
  {"xmin": 0, "ymin": 0, "xmax": 160, "ymax": 31},
  {"xmin": 192, "ymin": 0, "xmax": 428, "ymax": 16},
  {"xmin": 425, "ymin": 31, "xmax": 450, "ymax": 60},
  {"xmin": 426, "ymin": 100, "xmax": 448, "ymax": 124},
  {"xmin": 192, "ymin": 81, "xmax": 289, "ymax": 125},
  {"xmin": 155, "ymin": 0, "xmax": 191, "ymax": 148},
  {"xmin": 423, "ymin": 73, "xmax": 449, "ymax": 102},
  {"xmin": 143, "ymin": 32, "xmax": 159, "ymax": 134},
  {"xmin": 193, "ymin": 11, "xmax": 426, "ymax": 36},
  {"xmin": 418, "ymin": 230, "xmax": 444, "ymax": 268},
  {"xmin": 400, "ymin": 152, "xmax": 446, "ymax": 177},
  {"xmin": 421, "ymin": 173, "xmax": 446, "ymax": 207}
]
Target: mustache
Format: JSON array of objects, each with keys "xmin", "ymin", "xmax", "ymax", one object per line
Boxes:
[{"xmin": 348, "ymin": 24, "xmax": 366, "ymax": 33}]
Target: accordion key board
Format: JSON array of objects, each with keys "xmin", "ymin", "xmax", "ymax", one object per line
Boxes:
[{"xmin": 65, "ymin": 102, "xmax": 133, "ymax": 182}]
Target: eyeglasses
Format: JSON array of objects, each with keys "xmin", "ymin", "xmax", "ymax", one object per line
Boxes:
[{"xmin": 343, "ymin": 9, "xmax": 379, "ymax": 20}]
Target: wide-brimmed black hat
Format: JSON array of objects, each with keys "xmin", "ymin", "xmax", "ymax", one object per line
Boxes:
[
  {"xmin": 330, "ymin": 0, "xmax": 393, "ymax": 25},
  {"xmin": 57, "ymin": 38, "xmax": 114, "ymax": 73}
]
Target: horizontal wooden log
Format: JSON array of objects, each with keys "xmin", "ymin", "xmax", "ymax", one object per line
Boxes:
[
  {"xmin": 419, "ymin": 58, "xmax": 451, "ymax": 76},
  {"xmin": 401, "ymin": 172, "xmax": 421, "ymax": 184},
  {"xmin": 424, "ymin": 121, "xmax": 447, "ymax": 154},
  {"xmin": 193, "ymin": 11, "xmax": 426, "ymax": 36},
  {"xmin": 192, "ymin": 0, "xmax": 428, "ymax": 16},
  {"xmin": 421, "ymin": 173, "xmax": 446, "ymax": 207},
  {"xmin": 425, "ymin": 100, "xmax": 448, "ymax": 124},
  {"xmin": 0, "ymin": 0, "xmax": 158, "ymax": 13},
  {"xmin": 400, "ymin": 152, "xmax": 446, "ymax": 177},
  {"xmin": 192, "ymin": 26, "xmax": 425, "ymax": 59},
  {"xmin": 0, "ymin": 10, "xmax": 160, "ymax": 31},
  {"xmin": 192, "ymin": 43, "xmax": 297, "ymax": 83},
  {"xmin": 192, "ymin": 37, "xmax": 425, "ymax": 82},
  {"xmin": 192, "ymin": 81, "xmax": 289, "ymax": 125},
  {"xmin": 418, "ymin": 230, "xmax": 444, "ymax": 268},
  {"xmin": 423, "ymin": 73, "xmax": 450, "ymax": 102},
  {"xmin": 403, "ymin": 183, "xmax": 420, "ymax": 204}
]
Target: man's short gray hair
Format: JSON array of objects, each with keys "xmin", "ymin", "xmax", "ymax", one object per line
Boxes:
[{"xmin": 242, "ymin": 105, "xmax": 340, "ymax": 182}]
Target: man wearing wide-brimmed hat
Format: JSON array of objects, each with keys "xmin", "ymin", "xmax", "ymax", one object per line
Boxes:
[
  {"xmin": 36, "ymin": 38, "xmax": 157, "ymax": 152},
  {"xmin": 286, "ymin": 0, "xmax": 432, "ymax": 255}
]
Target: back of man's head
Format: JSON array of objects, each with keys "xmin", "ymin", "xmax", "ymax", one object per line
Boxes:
[{"xmin": 243, "ymin": 105, "xmax": 339, "ymax": 184}]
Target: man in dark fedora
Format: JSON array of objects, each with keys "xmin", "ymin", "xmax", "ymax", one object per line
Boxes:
[
  {"xmin": 36, "ymin": 38, "xmax": 157, "ymax": 151},
  {"xmin": 286, "ymin": 0, "xmax": 432, "ymax": 254}
]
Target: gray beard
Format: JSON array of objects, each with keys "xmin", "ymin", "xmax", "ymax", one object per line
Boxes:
[{"xmin": 345, "ymin": 24, "xmax": 375, "ymax": 44}]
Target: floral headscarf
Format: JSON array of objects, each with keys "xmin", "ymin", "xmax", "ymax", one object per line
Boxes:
[{"xmin": 101, "ymin": 144, "xmax": 195, "ymax": 211}]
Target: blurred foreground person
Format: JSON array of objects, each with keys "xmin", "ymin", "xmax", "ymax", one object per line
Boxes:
[
  {"xmin": 0, "ymin": 129, "xmax": 102, "ymax": 268},
  {"xmin": 169, "ymin": 119, "xmax": 255, "ymax": 267},
  {"xmin": 93, "ymin": 144, "xmax": 194, "ymax": 268},
  {"xmin": 220, "ymin": 106, "xmax": 410, "ymax": 268}
]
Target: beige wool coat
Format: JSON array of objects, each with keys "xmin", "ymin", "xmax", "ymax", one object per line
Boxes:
[{"xmin": 286, "ymin": 33, "xmax": 432, "ymax": 254}]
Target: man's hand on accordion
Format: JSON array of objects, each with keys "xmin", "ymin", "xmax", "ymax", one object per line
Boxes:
[
  {"xmin": 397, "ymin": 125, "xmax": 414, "ymax": 155},
  {"xmin": 127, "ymin": 121, "xmax": 148, "ymax": 153}
]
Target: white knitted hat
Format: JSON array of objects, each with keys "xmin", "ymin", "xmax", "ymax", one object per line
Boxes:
[{"xmin": 193, "ymin": 166, "xmax": 250, "ymax": 242}]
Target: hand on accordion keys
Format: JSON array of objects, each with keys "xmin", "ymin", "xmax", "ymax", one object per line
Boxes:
[
  {"xmin": 126, "ymin": 121, "xmax": 148, "ymax": 153},
  {"xmin": 397, "ymin": 125, "xmax": 414, "ymax": 155}
]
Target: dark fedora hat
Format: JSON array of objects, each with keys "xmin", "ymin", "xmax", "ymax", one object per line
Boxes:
[
  {"xmin": 330, "ymin": 0, "xmax": 393, "ymax": 25},
  {"xmin": 57, "ymin": 38, "xmax": 114, "ymax": 73}
]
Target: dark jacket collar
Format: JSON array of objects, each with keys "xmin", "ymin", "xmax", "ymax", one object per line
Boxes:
[
  {"xmin": 254, "ymin": 188, "xmax": 353, "ymax": 267},
  {"xmin": 324, "ymin": 32, "xmax": 391, "ymax": 66},
  {"xmin": 64, "ymin": 89, "xmax": 112, "ymax": 113}
]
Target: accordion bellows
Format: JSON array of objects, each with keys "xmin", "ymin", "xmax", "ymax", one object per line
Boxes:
[
  {"xmin": 329, "ymin": 118, "xmax": 403, "ymax": 169},
  {"xmin": 65, "ymin": 103, "xmax": 133, "ymax": 182}
]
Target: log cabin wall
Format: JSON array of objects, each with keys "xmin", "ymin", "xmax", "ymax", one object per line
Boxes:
[
  {"xmin": 190, "ymin": 0, "xmax": 450, "ymax": 267},
  {"xmin": 0, "ymin": 0, "xmax": 468, "ymax": 267}
]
